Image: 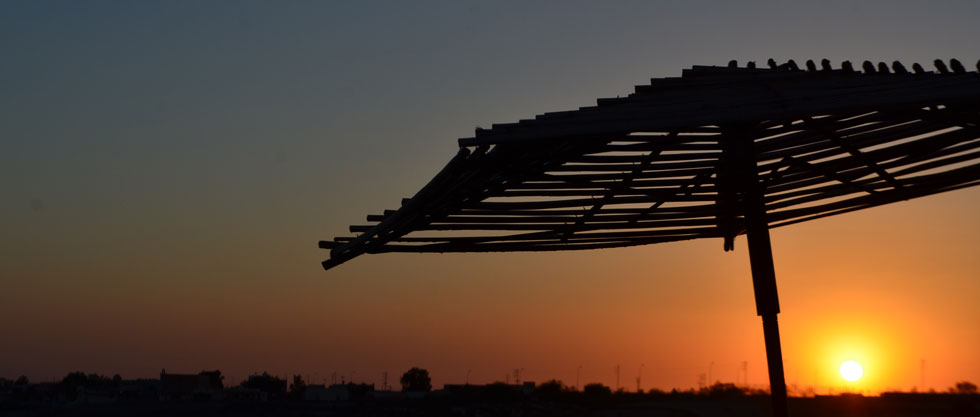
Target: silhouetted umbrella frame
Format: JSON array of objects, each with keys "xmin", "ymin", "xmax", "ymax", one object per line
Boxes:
[{"xmin": 319, "ymin": 60, "xmax": 980, "ymax": 417}]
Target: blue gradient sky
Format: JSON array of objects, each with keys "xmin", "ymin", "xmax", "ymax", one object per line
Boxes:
[{"xmin": 2, "ymin": 1, "xmax": 978, "ymax": 391}]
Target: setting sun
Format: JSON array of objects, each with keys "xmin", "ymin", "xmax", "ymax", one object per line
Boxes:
[{"xmin": 840, "ymin": 361, "xmax": 864, "ymax": 382}]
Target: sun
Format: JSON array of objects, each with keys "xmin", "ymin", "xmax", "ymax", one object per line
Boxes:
[{"xmin": 840, "ymin": 360, "xmax": 863, "ymax": 382}]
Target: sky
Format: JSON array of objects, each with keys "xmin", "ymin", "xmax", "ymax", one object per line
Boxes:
[{"xmin": 1, "ymin": 1, "xmax": 978, "ymax": 394}]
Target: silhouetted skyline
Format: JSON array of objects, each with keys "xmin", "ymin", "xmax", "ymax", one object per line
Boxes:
[{"xmin": 3, "ymin": 369, "xmax": 976, "ymax": 416}]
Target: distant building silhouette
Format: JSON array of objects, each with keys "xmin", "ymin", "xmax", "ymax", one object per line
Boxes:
[
  {"xmin": 240, "ymin": 372, "xmax": 287, "ymax": 398},
  {"xmin": 159, "ymin": 369, "xmax": 223, "ymax": 401}
]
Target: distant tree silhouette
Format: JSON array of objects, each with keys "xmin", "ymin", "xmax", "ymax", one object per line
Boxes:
[
  {"xmin": 60, "ymin": 372, "xmax": 87, "ymax": 387},
  {"xmin": 582, "ymin": 383, "xmax": 611, "ymax": 397},
  {"xmin": 952, "ymin": 381, "xmax": 977, "ymax": 394},
  {"xmin": 535, "ymin": 379, "xmax": 571, "ymax": 400},
  {"xmin": 701, "ymin": 382, "xmax": 753, "ymax": 397},
  {"xmin": 580, "ymin": 382, "xmax": 612, "ymax": 406},
  {"xmin": 242, "ymin": 372, "xmax": 285, "ymax": 395},
  {"xmin": 400, "ymin": 367, "xmax": 431, "ymax": 392},
  {"xmin": 15, "ymin": 375, "xmax": 28, "ymax": 385},
  {"xmin": 59, "ymin": 372, "xmax": 89, "ymax": 400}
]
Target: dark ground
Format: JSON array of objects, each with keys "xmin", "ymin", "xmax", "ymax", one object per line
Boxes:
[{"xmin": 3, "ymin": 394, "xmax": 978, "ymax": 417}]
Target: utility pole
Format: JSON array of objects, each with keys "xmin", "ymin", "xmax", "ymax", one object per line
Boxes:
[
  {"xmin": 708, "ymin": 361, "xmax": 714, "ymax": 386},
  {"xmin": 615, "ymin": 365, "xmax": 620, "ymax": 391},
  {"xmin": 636, "ymin": 363, "xmax": 644, "ymax": 393}
]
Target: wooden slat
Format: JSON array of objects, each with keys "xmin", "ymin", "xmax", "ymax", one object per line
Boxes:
[
  {"xmin": 509, "ymin": 177, "xmax": 718, "ymax": 190},
  {"xmin": 366, "ymin": 234, "xmax": 714, "ymax": 253},
  {"xmin": 460, "ymin": 75, "xmax": 980, "ymax": 147}
]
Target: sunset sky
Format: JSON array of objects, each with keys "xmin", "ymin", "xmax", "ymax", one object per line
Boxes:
[{"xmin": 2, "ymin": 1, "xmax": 978, "ymax": 394}]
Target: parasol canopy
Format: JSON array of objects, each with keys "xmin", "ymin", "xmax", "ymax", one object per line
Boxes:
[{"xmin": 320, "ymin": 59, "xmax": 980, "ymax": 270}]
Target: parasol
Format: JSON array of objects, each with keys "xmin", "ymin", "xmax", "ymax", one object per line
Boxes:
[{"xmin": 319, "ymin": 59, "xmax": 980, "ymax": 416}]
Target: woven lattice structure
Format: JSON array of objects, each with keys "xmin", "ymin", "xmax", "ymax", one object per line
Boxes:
[{"xmin": 321, "ymin": 59, "xmax": 980, "ymax": 270}]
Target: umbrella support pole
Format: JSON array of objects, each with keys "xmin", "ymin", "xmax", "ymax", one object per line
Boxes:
[
  {"xmin": 746, "ymin": 222, "xmax": 789, "ymax": 417},
  {"xmin": 726, "ymin": 124, "xmax": 790, "ymax": 417},
  {"xmin": 760, "ymin": 311, "xmax": 788, "ymax": 417}
]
